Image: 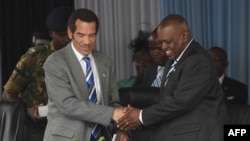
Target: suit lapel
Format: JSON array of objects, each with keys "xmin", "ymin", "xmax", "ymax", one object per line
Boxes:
[
  {"xmin": 174, "ymin": 40, "xmax": 195, "ymax": 66},
  {"xmin": 160, "ymin": 41, "xmax": 196, "ymax": 89},
  {"xmin": 65, "ymin": 45, "xmax": 89, "ymax": 100},
  {"xmin": 92, "ymin": 50, "xmax": 109, "ymax": 105},
  {"xmin": 161, "ymin": 60, "xmax": 173, "ymax": 88}
]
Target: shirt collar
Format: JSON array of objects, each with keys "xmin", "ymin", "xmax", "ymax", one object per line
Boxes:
[
  {"xmin": 71, "ymin": 42, "xmax": 93, "ymax": 62},
  {"xmin": 218, "ymin": 73, "xmax": 225, "ymax": 84},
  {"xmin": 175, "ymin": 38, "xmax": 193, "ymax": 62}
]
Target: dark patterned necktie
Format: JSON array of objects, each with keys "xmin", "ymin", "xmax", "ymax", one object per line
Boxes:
[
  {"xmin": 164, "ymin": 60, "xmax": 177, "ymax": 86},
  {"xmin": 82, "ymin": 56, "xmax": 102, "ymax": 140}
]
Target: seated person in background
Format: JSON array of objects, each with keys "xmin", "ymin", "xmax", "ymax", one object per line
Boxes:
[
  {"xmin": 208, "ymin": 46, "xmax": 248, "ymax": 105},
  {"xmin": 141, "ymin": 27, "xmax": 167, "ymax": 87},
  {"xmin": 2, "ymin": 7, "xmax": 73, "ymax": 141},
  {"xmin": 118, "ymin": 30, "xmax": 154, "ymax": 88},
  {"xmin": 118, "ymin": 30, "xmax": 156, "ymax": 141}
]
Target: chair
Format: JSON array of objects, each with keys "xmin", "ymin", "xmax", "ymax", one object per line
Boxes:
[
  {"xmin": 119, "ymin": 87, "xmax": 160, "ymax": 108},
  {"xmin": 0, "ymin": 101, "xmax": 26, "ymax": 141},
  {"xmin": 226, "ymin": 103, "xmax": 250, "ymax": 124}
]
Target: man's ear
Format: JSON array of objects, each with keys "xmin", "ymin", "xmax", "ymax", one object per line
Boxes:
[
  {"xmin": 225, "ymin": 60, "xmax": 229, "ymax": 68},
  {"xmin": 67, "ymin": 27, "xmax": 73, "ymax": 39},
  {"xmin": 182, "ymin": 31, "xmax": 189, "ymax": 42},
  {"xmin": 48, "ymin": 30, "xmax": 53, "ymax": 38}
]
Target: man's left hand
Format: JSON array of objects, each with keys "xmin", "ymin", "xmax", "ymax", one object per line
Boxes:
[{"xmin": 117, "ymin": 105, "xmax": 141, "ymax": 131}]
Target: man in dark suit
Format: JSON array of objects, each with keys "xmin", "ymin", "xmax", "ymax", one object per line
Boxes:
[
  {"xmin": 141, "ymin": 27, "xmax": 167, "ymax": 87},
  {"xmin": 208, "ymin": 47, "xmax": 248, "ymax": 105},
  {"xmin": 43, "ymin": 8, "xmax": 129, "ymax": 141},
  {"xmin": 117, "ymin": 14, "xmax": 228, "ymax": 141}
]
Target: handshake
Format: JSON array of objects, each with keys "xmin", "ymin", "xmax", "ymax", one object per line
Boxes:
[{"xmin": 113, "ymin": 105, "xmax": 142, "ymax": 131}]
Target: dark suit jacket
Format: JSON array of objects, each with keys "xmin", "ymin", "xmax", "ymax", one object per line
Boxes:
[
  {"xmin": 222, "ymin": 76, "xmax": 248, "ymax": 105},
  {"xmin": 141, "ymin": 64, "xmax": 158, "ymax": 87},
  {"xmin": 141, "ymin": 41, "xmax": 228, "ymax": 141}
]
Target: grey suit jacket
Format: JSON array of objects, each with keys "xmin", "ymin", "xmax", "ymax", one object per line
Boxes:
[
  {"xmin": 43, "ymin": 43, "xmax": 120, "ymax": 141},
  {"xmin": 142, "ymin": 41, "xmax": 228, "ymax": 141}
]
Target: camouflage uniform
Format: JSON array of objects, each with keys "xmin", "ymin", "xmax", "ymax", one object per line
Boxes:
[
  {"xmin": 3, "ymin": 42, "xmax": 55, "ymax": 141},
  {"xmin": 4, "ymin": 42, "xmax": 56, "ymax": 107}
]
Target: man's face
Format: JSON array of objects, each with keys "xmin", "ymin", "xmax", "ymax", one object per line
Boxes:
[
  {"xmin": 208, "ymin": 49, "xmax": 228, "ymax": 77},
  {"xmin": 157, "ymin": 25, "xmax": 186, "ymax": 60},
  {"xmin": 134, "ymin": 51, "xmax": 153, "ymax": 76},
  {"xmin": 51, "ymin": 31, "xmax": 70, "ymax": 51},
  {"xmin": 149, "ymin": 40, "xmax": 166, "ymax": 66},
  {"xmin": 68, "ymin": 19, "xmax": 97, "ymax": 56}
]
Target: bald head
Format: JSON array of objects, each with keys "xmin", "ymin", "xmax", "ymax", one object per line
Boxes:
[
  {"xmin": 158, "ymin": 14, "xmax": 190, "ymax": 38},
  {"xmin": 156, "ymin": 14, "xmax": 192, "ymax": 60}
]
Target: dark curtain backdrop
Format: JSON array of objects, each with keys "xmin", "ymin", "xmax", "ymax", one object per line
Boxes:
[{"xmin": 0, "ymin": 0, "xmax": 74, "ymax": 91}]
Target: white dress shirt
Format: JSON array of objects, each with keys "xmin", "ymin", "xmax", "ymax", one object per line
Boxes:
[{"xmin": 71, "ymin": 43, "xmax": 102, "ymax": 104}]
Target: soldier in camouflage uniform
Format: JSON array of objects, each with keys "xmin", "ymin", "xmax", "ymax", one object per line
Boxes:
[{"xmin": 2, "ymin": 7, "xmax": 73, "ymax": 141}]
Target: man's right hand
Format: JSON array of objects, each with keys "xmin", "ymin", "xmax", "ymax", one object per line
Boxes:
[
  {"xmin": 112, "ymin": 107, "xmax": 129, "ymax": 123},
  {"xmin": 117, "ymin": 105, "xmax": 141, "ymax": 131}
]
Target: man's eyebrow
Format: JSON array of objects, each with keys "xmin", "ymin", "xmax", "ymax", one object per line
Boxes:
[
  {"xmin": 76, "ymin": 32, "xmax": 84, "ymax": 35},
  {"xmin": 76, "ymin": 32, "xmax": 96, "ymax": 36},
  {"xmin": 212, "ymin": 56, "xmax": 226, "ymax": 61}
]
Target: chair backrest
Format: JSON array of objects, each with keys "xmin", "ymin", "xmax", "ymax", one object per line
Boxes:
[
  {"xmin": 226, "ymin": 103, "xmax": 250, "ymax": 124},
  {"xmin": 119, "ymin": 87, "xmax": 160, "ymax": 109},
  {"xmin": 0, "ymin": 101, "xmax": 26, "ymax": 141},
  {"xmin": 119, "ymin": 87, "xmax": 160, "ymax": 141}
]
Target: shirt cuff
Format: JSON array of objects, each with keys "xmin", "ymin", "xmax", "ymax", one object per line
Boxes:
[{"xmin": 139, "ymin": 110, "xmax": 144, "ymax": 124}]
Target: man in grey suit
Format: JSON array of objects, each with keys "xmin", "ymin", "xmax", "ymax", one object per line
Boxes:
[
  {"xmin": 43, "ymin": 8, "xmax": 129, "ymax": 141},
  {"xmin": 117, "ymin": 14, "xmax": 228, "ymax": 141}
]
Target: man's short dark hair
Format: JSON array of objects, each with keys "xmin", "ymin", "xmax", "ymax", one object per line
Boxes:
[
  {"xmin": 209, "ymin": 46, "xmax": 228, "ymax": 60},
  {"xmin": 68, "ymin": 8, "xmax": 99, "ymax": 33}
]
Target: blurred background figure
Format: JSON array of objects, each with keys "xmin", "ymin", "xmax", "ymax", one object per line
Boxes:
[
  {"xmin": 208, "ymin": 46, "xmax": 248, "ymax": 105},
  {"xmin": 2, "ymin": 7, "xmax": 73, "ymax": 141},
  {"xmin": 118, "ymin": 30, "xmax": 154, "ymax": 88},
  {"xmin": 141, "ymin": 27, "xmax": 167, "ymax": 87},
  {"xmin": 31, "ymin": 31, "xmax": 51, "ymax": 46}
]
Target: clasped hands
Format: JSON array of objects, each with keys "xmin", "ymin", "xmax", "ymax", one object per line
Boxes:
[{"xmin": 113, "ymin": 105, "xmax": 142, "ymax": 131}]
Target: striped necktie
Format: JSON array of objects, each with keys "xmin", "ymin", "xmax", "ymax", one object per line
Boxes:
[
  {"xmin": 151, "ymin": 66, "xmax": 164, "ymax": 87},
  {"xmin": 164, "ymin": 60, "xmax": 177, "ymax": 86},
  {"xmin": 82, "ymin": 56, "xmax": 102, "ymax": 140}
]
